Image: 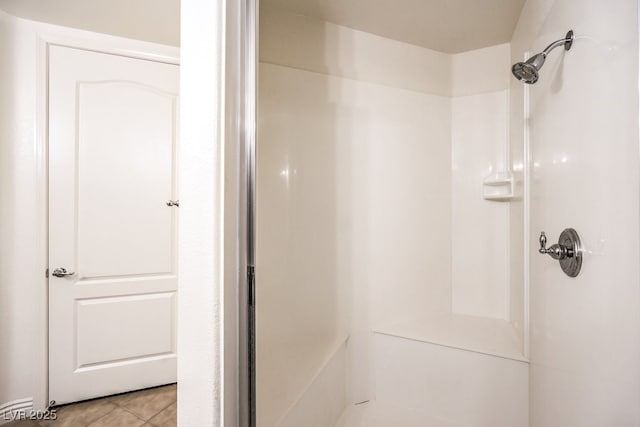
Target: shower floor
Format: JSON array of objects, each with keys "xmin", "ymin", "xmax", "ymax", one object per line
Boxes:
[{"xmin": 335, "ymin": 400, "xmax": 461, "ymax": 427}]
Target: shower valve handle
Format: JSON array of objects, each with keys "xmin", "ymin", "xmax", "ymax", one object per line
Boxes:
[
  {"xmin": 538, "ymin": 232, "xmax": 547, "ymax": 253},
  {"xmin": 539, "ymin": 231, "xmax": 569, "ymax": 260},
  {"xmin": 538, "ymin": 231, "xmax": 573, "ymax": 260},
  {"xmin": 538, "ymin": 229, "xmax": 583, "ymax": 277}
]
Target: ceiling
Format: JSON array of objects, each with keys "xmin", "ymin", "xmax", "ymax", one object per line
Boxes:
[
  {"xmin": 261, "ymin": 0, "xmax": 527, "ymax": 53},
  {"xmin": 0, "ymin": 0, "xmax": 180, "ymax": 46},
  {"xmin": 0, "ymin": 0, "xmax": 526, "ymax": 53}
]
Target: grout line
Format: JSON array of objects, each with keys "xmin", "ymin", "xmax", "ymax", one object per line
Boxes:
[
  {"xmin": 118, "ymin": 395, "xmax": 176, "ymax": 422},
  {"xmin": 119, "ymin": 406, "xmax": 152, "ymax": 423},
  {"xmin": 83, "ymin": 405, "xmax": 118, "ymax": 427},
  {"xmin": 146, "ymin": 400, "xmax": 176, "ymax": 422}
]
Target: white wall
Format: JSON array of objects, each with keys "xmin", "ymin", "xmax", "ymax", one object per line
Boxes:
[
  {"xmin": 0, "ymin": 0, "xmax": 179, "ymax": 46},
  {"xmin": 257, "ymin": 60, "xmax": 451, "ymax": 425},
  {"xmin": 511, "ymin": 0, "xmax": 640, "ymax": 425},
  {"xmin": 262, "ymin": 13, "xmax": 524, "ymax": 339},
  {"xmin": 260, "ymin": 9, "xmax": 451, "ymax": 95},
  {"xmin": 258, "ymin": 11, "xmax": 453, "ymax": 424},
  {"xmin": 0, "ymin": 10, "xmax": 46, "ymax": 413},
  {"xmin": 451, "ymin": 90, "xmax": 510, "ymax": 319},
  {"xmin": 450, "ymin": 44, "xmax": 513, "ymax": 321},
  {"xmin": 177, "ymin": 0, "xmax": 222, "ymax": 426},
  {"xmin": 451, "ymin": 43, "xmax": 511, "ymax": 97}
]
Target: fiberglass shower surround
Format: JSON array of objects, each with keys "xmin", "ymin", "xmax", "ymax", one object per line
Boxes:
[
  {"xmin": 255, "ymin": 2, "xmax": 640, "ymax": 424},
  {"xmin": 256, "ymin": 9, "xmax": 527, "ymax": 427}
]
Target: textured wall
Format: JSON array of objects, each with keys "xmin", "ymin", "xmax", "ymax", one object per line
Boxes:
[
  {"xmin": 177, "ymin": 0, "xmax": 223, "ymax": 426},
  {"xmin": 0, "ymin": 11, "xmax": 47, "ymax": 412}
]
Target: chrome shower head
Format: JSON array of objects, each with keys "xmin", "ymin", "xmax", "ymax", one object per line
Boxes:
[
  {"xmin": 512, "ymin": 53, "xmax": 547, "ymax": 84},
  {"xmin": 512, "ymin": 30, "xmax": 574, "ymax": 84}
]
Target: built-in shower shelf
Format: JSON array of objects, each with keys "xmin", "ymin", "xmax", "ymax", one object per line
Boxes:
[
  {"xmin": 482, "ymin": 171, "xmax": 514, "ymax": 201},
  {"xmin": 373, "ymin": 313, "xmax": 527, "ymax": 362},
  {"xmin": 483, "ymin": 177, "xmax": 512, "ymax": 185}
]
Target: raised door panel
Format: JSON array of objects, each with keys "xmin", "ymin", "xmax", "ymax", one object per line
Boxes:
[{"xmin": 77, "ymin": 82, "xmax": 177, "ymax": 278}]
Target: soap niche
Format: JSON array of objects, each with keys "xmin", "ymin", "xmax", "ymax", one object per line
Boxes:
[{"xmin": 483, "ymin": 171, "xmax": 513, "ymax": 201}]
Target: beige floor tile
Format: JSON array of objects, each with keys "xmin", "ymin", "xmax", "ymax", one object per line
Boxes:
[
  {"xmin": 87, "ymin": 408, "xmax": 145, "ymax": 427},
  {"xmin": 106, "ymin": 392, "xmax": 134, "ymax": 407},
  {"xmin": 107, "ymin": 389, "xmax": 147, "ymax": 407},
  {"xmin": 118, "ymin": 386, "xmax": 176, "ymax": 421},
  {"xmin": 40, "ymin": 399, "xmax": 117, "ymax": 427},
  {"xmin": 109, "ymin": 385, "xmax": 176, "ymax": 407},
  {"xmin": 146, "ymin": 402, "xmax": 176, "ymax": 427}
]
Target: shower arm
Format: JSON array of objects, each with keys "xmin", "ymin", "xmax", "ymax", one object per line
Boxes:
[
  {"xmin": 511, "ymin": 30, "xmax": 574, "ymax": 84},
  {"xmin": 541, "ymin": 31, "xmax": 574, "ymax": 56}
]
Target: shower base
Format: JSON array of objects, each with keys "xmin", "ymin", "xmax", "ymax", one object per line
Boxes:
[{"xmin": 335, "ymin": 400, "xmax": 460, "ymax": 427}]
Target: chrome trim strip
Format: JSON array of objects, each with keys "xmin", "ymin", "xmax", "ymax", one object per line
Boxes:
[
  {"xmin": 236, "ymin": 0, "xmax": 257, "ymax": 425},
  {"xmin": 247, "ymin": 2, "xmax": 257, "ymax": 425}
]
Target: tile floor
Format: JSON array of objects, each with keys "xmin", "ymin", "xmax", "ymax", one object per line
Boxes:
[{"xmin": 5, "ymin": 384, "xmax": 176, "ymax": 427}]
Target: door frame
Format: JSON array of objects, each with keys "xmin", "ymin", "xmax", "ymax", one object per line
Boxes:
[{"xmin": 32, "ymin": 21, "xmax": 179, "ymax": 410}]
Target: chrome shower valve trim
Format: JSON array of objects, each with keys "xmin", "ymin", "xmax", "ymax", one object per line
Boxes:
[{"xmin": 538, "ymin": 228, "xmax": 582, "ymax": 277}]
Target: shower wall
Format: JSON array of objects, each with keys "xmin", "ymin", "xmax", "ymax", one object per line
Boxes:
[
  {"xmin": 258, "ymin": 13, "xmax": 452, "ymax": 424},
  {"xmin": 452, "ymin": 89, "xmax": 509, "ymax": 319},
  {"xmin": 258, "ymin": 9, "xmax": 526, "ymax": 426},
  {"xmin": 510, "ymin": 0, "xmax": 640, "ymax": 425},
  {"xmin": 451, "ymin": 44, "xmax": 512, "ymax": 320}
]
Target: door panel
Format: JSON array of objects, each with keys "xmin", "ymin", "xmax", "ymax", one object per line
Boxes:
[
  {"xmin": 49, "ymin": 45, "xmax": 179, "ymax": 404},
  {"xmin": 77, "ymin": 81, "xmax": 176, "ymax": 278},
  {"xmin": 76, "ymin": 293, "xmax": 175, "ymax": 367}
]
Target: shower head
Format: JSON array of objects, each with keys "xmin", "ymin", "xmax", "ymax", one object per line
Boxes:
[
  {"xmin": 512, "ymin": 53, "xmax": 546, "ymax": 84},
  {"xmin": 512, "ymin": 30, "xmax": 574, "ymax": 84}
]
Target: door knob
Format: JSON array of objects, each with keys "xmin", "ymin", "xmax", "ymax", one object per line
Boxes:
[
  {"xmin": 538, "ymin": 228, "xmax": 582, "ymax": 277},
  {"xmin": 166, "ymin": 200, "xmax": 179, "ymax": 207},
  {"xmin": 52, "ymin": 267, "xmax": 75, "ymax": 278}
]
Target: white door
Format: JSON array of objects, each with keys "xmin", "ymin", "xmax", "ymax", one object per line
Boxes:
[{"xmin": 48, "ymin": 45, "xmax": 179, "ymax": 404}]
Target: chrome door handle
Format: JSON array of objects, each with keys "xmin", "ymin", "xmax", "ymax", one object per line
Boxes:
[
  {"xmin": 166, "ymin": 200, "xmax": 179, "ymax": 207},
  {"xmin": 52, "ymin": 267, "xmax": 75, "ymax": 278}
]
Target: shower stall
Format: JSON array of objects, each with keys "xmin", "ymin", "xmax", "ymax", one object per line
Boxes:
[
  {"xmin": 255, "ymin": 0, "xmax": 640, "ymax": 427},
  {"xmin": 210, "ymin": 0, "xmax": 640, "ymax": 425},
  {"xmin": 256, "ymin": 8, "xmax": 527, "ymax": 425}
]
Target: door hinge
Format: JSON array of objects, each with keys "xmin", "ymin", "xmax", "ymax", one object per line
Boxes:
[
  {"xmin": 46, "ymin": 268, "xmax": 49, "ymax": 278},
  {"xmin": 247, "ymin": 265, "xmax": 255, "ymax": 307}
]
